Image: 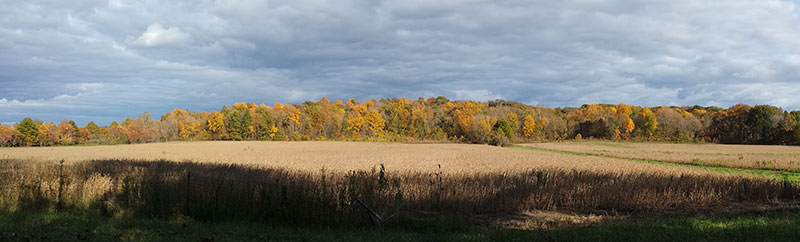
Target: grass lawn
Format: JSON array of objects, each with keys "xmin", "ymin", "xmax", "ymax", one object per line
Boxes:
[{"xmin": 2, "ymin": 210, "xmax": 800, "ymax": 242}]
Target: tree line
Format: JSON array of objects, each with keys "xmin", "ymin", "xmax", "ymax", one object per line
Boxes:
[{"xmin": 2, "ymin": 97, "xmax": 799, "ymax": 147}]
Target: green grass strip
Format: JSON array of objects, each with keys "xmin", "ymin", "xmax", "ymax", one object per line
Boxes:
[
  {"xmin": 510, "ymin": 145, "xmax": 800, "ymax": 183},
  {"xmin": 2, "ymin": 210, "xmax": 800, "ymax": 242}
]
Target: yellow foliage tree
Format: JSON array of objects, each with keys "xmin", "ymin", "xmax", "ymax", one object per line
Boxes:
[
  {"xmin": 538, "ymin": 117, "xmax": 549, "ymax": 130},
  {"xmin": 616, "ymin": 104, "xmax": 633, "ymax": 116},
  {"xmin": 207, "ymin": 112, "xmax": 225, "ymax": 135},
  {"xmin": 37, "ymin": 123, "xmax": 52, "ymax": 146},
  {"xmin": 345, "ymin": 105, "xmax": 366, "ymax": 136},
  {"xmin": 410, "ymin": 101, "xmax": 433, "ymax": 137},
  {"xmin": 452, "ymin": 101, "xmax": 483, "ymax": 135},
  {"xmin": 178, "ymin": 122, "xmax": 188, "ymax": 140},
  {"xmin": 638, "ymin": 107, "xmax": 658, "ymax": 136},
  {"xmin": 477, "ymin": 116, "xmax": 495, "ymax": 136},
  {"xmin": 622, "ymin": 117, "xmax": 635, "ymax": 135},
  {"xmin": 288, "ymin": 108, "xmax": 301, "ymax": 126},
  {"xmin": 692, "ymin": 109, "xmax": 707, "ymax": 116},
  {"xmin": 508, "ymin": 113, "xmax": 519, "ymax": 132},
  {"xmin": 269, "ymin": 125, "xmax": 278, "ymax": 139},
  {"xmin": 522, "ymin": 114, "xmax": 536, "ymax": 137},
  {"xmin": 364, "ymin": 110, "xmax": 385, "ymax": 137},
  {"xmin": 57, "ymin": 120, "xmax": 75, "ymax": 145}
]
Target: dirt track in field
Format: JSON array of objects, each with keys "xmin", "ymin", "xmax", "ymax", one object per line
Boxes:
[{"xmin": 520, "ymin": 142, "xmax": 800, "ymax": 171}]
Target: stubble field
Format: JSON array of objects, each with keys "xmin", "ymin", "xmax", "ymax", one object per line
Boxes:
[
  {"xmin": 0, "ymin": 141, "xmax": 731, "ymax": 176},
  {"xmin": 520, "ymin": 141, "xmax": 800, "ymax": 171}
]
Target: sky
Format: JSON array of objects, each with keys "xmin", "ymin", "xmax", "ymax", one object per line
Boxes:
[{"xmin": 3, "ymin": 0, "xmax": 800, "ymax": 126}]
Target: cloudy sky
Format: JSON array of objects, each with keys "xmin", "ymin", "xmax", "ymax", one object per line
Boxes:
[{"xmin": 3, "ymin": 0, "xmax": 800, "ymax": 125}]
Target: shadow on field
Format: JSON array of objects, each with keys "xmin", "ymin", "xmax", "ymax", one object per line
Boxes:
[{"xmin": 0, "ymin": 159, "xmax": 799, "ymax": 227}]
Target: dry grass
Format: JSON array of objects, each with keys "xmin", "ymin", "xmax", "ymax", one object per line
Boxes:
[
  {"xmin": 0, "ymin": 141, "xmax": 729, "ymax": 176},
  {"xmin": 2, "ymin": 141, "xmax": 798, "ymax": 226},
  {"xmin": 521, "ymin": 142, "xmax": 800, "ymax": 171}
]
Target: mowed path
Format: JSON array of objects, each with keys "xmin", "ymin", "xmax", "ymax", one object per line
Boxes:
[
  {"xmin": 0, "ymin": 141, "xmax": 720, "ymax": 175},
  {"xmin": 520, "ymin": 142, "xmax": 800, "ymax": 171}
]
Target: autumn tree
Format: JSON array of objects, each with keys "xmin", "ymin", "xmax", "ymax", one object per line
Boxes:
[
  {"xmin": 57, "ymin": 120, "xmax": 77, "ymax": 145},
  {"xmin": 0, "ymin": 125, "xmax": 24, "ymax": 146},
  {"xmin": 10, "ymin": 97, "xmax": 800, "ymax": 147},
  {"xmin": 383, "ymin": 99, "xmax": 412, "ymax": 136},
  {"xmin": 322, "ymin": 103, "xmax": 345, "ymax": 139},
  {"xmin": 538, "ymin": 116, "xmax": 550, "ymax": 136},
  {"xmin": 409, "ymin": 99, "xmax": 434, "ymax": 138},
  {"xmin": 616, "ymin": 104, "xmax": 633, "ymax": 117},
  {"xmin": 450, "ymin": 101, "xmax": 484, "ymax": 138},
  {"xmin": 507, "ymin": 113, "xmax": 519, "ymax": 135},
  {"xmin": 133, "ymin": 112, "xmax": 159, "ymax": 143},
  {"xmin": 364, "ymin": 110, "xmax": 385, "ymax": 137},
  {"xmin": 621, "ymin": 117, "xmax": 635, "ymax": 138},
  {"xmin": 345, "ymin": 104, "xmax": 366, "ymax": 137},
  {"xmin": 634, "ymin": 107, "xmax": 658, "ymax": 138},
  {"xmin": 76, "ymin": 128, "xmax": 90, "ymax": 144},
  {"xmin": 108, "ymin": 121, "xmax": 129, "ymax": 144},
  {"xmin": 522, "ymin": 114, "xmax": 536, "ymax": 138},
  {"xmin": 37, "ymin": 122, "xmax": 58, "ymax": 146},
  {"xmin": 207, "ymin": 112, "xmax": 226, "ymax": 140},
  {"xmin": 301, "ymin": 101, "xmax": 325, "ymax": 138},
  {"xmin": 709, "ymin": 104, "xmax": 751, "ymax": 144}
]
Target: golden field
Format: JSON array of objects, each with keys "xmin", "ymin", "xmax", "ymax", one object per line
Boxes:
[
  {"xmin": 0, "ymin": 141, "xmax": 723, "ymax": 175},
  {"xmin": 521, "ymin": 142, "xmax": 800, "ymax": 171},
  {"xmin": 1, "ymin": 141, "xmax": 798, "ymax": 225}
]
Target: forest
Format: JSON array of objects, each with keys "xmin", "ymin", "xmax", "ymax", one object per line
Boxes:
[{"xmin": 2, "ymin": 97, "xmax": 800, "ymax": 147}]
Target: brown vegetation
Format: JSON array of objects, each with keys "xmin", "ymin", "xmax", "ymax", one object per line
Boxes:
[
  {"xmin": 1, "ymin": 158, "xmax": 797, "ymax": 226},
  {"xmin": 0, "ymin": 141, "xmax": 732, "ymax": 175}
]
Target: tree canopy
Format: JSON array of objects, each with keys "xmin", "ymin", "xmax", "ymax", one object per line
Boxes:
[{"xmin": 3, "ymin": 97, "xmax": 799, "ymax": 147}]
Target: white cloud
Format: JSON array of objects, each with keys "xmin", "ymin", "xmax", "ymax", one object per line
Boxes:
[
  {"xmin": 4, "ymin": 0, "xmax": 800, "ymax": 125},
  {"xmin": 134, "ymin": 23, "xmax": 190, "ymax": 47},
  {"xmin": 452, "ymin": 90, "xmax": 503, "ymax": 102}
]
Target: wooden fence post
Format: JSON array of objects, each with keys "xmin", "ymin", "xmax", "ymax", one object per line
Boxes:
[{"xmin": 185, "ymin": 171, "xmax": 191, "ymax": 215}]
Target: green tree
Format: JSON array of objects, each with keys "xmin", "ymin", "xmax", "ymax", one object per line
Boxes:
[
  {"xmin": 227, "ymin": 111, "xmax": 243, "ymax": 140},
  {"xmin": 85, "ymin": 121, "xmax": 100, "ymax": 135},
  {"xmin": 747, "ymin": 105, "xmax": 780, "ymax": 144},
  {"xmin": 255, "ymin": 106, "xmax": 274, "ymax": 140},
  {"xmin": 493, "ymin": 119, "xmax": 514, "ymax": 139},
  {"xmin": 16, "ymin": 117, "xmax": 38, "ymax": 146}
]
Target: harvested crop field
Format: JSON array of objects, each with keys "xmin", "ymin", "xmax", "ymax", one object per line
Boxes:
[
  {"xmin": 2, "ymin": 141, "xmax": 799, "ymax": 232},
  {"xmin": 520, "ymin": 142, "xmax": 800, "ymax": 171},
  {"xmin": 1, "ymin": 141, "xmax": 721, "ymax": 175}
]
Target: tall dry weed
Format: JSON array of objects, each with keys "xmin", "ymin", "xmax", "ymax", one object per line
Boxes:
[{"xmin": 0, "ymin": 158, "xmax": 797, "ymax": 225}]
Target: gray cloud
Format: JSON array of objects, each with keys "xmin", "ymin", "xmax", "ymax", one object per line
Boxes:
[{"xmin": 2, "ymin": 0, "xmax": 800, "ymax": 125}]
